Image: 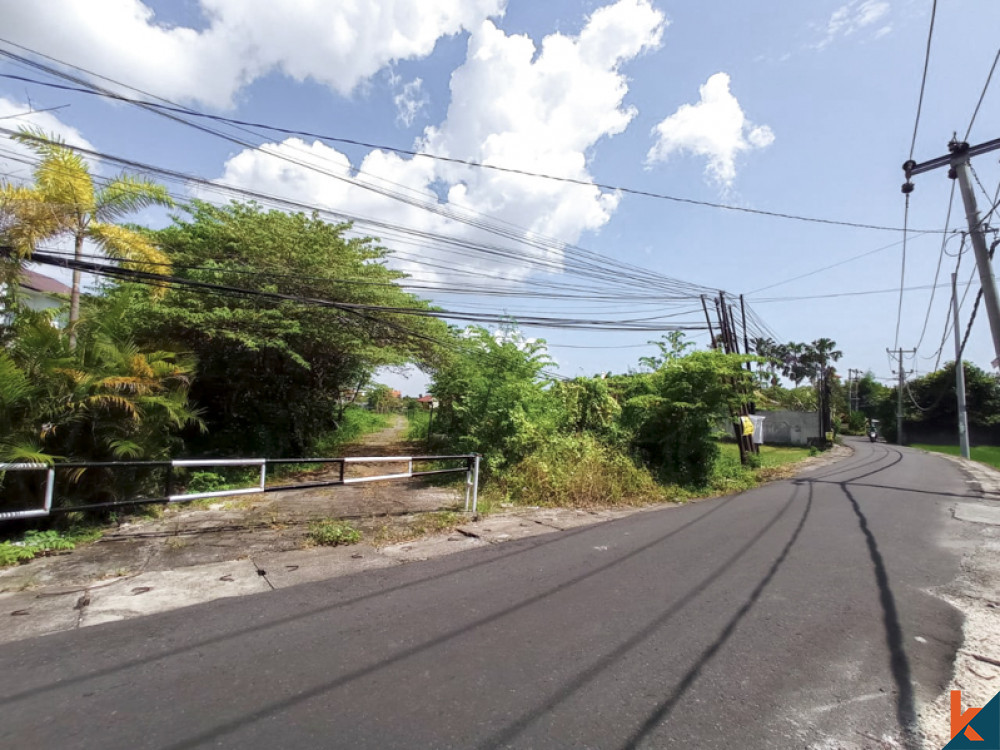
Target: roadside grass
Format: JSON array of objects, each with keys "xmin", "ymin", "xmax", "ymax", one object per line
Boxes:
[
  {"xmin": 404, "ymin": 408, "xmax": 433, "ymax": 443},
  {"xmin": 718, "ymin": 443, "xmax": 813, "ymax": 469},
  {"xmin": 912, "ymin": 443, "xmax": 1000, "ymax": 471}
]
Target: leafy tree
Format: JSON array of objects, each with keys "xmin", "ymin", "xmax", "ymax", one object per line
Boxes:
[
  {"xmin": 639, "ymin": 331, "xmax": 694, "ymax": 371},
  {"xmin": 622, "ymin": 350, "xmax": 757, "ymax": 486},
  {"xmin": 366, "ymin": 384, "xmax": 398, "ymax": 413},
  {"xmin": 429, "ymin": 325, "xmax": 559, "ymax": 476},
  {"xmin": 902, "ymin": 361, "xmax": 1000, "ymax": 429},
  {"xmin": 4, "ymin": 129, "xmax": 172, "ymax": 348},
  {"xmin": 120, "ymin": 200, "xmax": 449, "ymax": 456}
]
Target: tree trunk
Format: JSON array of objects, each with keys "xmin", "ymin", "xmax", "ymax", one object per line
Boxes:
[{"xmin": 68, "ymin": 230, "xmax": 84, "ymax": 351}]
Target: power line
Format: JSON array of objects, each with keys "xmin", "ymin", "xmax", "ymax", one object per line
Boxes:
[
  {"xmin": 914, "ymin": 182, "xmax": 956, "ymax": 350},
  {"xmin": 894, "ymin": 194, "xmax": 911, "ymax": 349},
  {"xmin": 908, "ymin": 0, "xmax": 938, "ymax": 161},
  {"xmin": 965, "ymin": 47, "xmax": 1000, "ymax": 140},
  {"xmin": 745, "ymin": 233, "xmax": 932, "ymax": 295},
  {"xmin": 0, "ymin": 47, "xmax": 949, "ymax": 234}
]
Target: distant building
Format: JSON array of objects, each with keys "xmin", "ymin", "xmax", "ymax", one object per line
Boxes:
[
  {"xmin": 19, "ymin": 269, "xmax": 71, "ymax": 314},
  {"xmin": 1, "ymin": 269, "xmax": 71, "ymax": 327}
]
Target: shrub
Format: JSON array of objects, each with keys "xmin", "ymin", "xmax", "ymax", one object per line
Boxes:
[
  {"xmin": 490, "ymin": 434, "xmax": 667, "ymax": 508},
  {"xmin": 0, "ymin": 527, "xmax": 89, "ymax": 568},
  {"xmin": 307, "ymin": 520, "xmax": 362, "ymax": 546}
]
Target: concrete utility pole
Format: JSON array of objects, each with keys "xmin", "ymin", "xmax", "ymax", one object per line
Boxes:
[
  {"xmin": 904, "ymin": 137, "xmax": 1000, "ymax": 368},
  {"xmin": 888, "ymin": 348, "xmax": 915, "ymax": 445},
  {"xmin": 952, "ymin": 272, "xmax": 971, "ymax": 458}
]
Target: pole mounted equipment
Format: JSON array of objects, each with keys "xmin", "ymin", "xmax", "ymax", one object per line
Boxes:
[{"xmin": 902, "ymin": 136, "xmax": 1000, "ymax": 369}]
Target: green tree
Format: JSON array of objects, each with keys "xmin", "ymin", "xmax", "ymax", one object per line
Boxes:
[
  {"xmin": 120, "ymin": 200, "xmax": 449, "ymax": 456},
  {"xmin": 4, "ymin": 129, "xmax": 172, "ymax": 348},
  {"xmin": 430, "ymin": 325, "xmax": 559, "ymax": 476},
  {"xmin": 622, "ymin": 349, "xmax": 757, "ymax": 486}
]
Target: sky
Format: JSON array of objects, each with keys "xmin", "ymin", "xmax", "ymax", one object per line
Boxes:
[{"xmin": 0, "ymin": 0, "xmax": 998, "ymax": 395}]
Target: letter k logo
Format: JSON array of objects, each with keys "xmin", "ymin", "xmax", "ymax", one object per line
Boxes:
[{"xmin": 953, "ymin": 691, "xmax": 985, "ymax": 742}]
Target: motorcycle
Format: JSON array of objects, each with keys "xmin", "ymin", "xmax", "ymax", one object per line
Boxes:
[{"xmin": 868, "ymin": 429, "xmax": 878, "ymax": 443}]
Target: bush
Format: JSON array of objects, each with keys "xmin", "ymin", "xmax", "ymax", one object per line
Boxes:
[
  {"xmin": 307, "ymin": 520, "xmax": 362, "ymax": 546},
  {"xmin": 489, "ymin": 434, "xmax": 667, "ymax": 508},
  {"xmin": 186, "ymin": 472, "xmax": 228, "ymax": 493}
]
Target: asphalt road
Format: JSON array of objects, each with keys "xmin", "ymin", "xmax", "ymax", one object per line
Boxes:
[{"xmin": 0, "ymin": 439, "xmax": 975, "ymax": 749}]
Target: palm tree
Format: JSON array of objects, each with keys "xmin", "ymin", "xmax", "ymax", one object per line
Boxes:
[{"xmin": 5, "ymin": 128, "xmax": 172, "ymax": 348}]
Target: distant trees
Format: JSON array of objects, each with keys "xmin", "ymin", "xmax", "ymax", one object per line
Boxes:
[{"xmin": 753, "ymin": 336, "xmax": 843, "ymax": 433}]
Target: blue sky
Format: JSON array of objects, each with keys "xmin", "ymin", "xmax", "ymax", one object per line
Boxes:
[{"xmin": 1, "ymin": 0, "xmax": 998, "ymax": 395}]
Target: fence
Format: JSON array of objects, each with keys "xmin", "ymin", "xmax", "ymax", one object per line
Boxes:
[{"xmin": 0, "ymin": 453, "xmax": 481, "ymax": 523}]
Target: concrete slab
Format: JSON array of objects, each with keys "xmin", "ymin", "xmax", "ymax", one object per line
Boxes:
[
  {"xmin": 954, "ymin": 502, "xmax": 1000, "ymax": 526},
  {"xmin": 380, "ymin": 534, "xmax": 483, "ymax": 562},
  {"xmin": 0, "ymin": 590, "xmax": 81, "ymax": 644},
  {"xmin": 253, "ymin": 545, "xmax": 400, "ymax": 588},
  {"xmin": 81, "ymin": 560, "xmax": 269, "ymax": 627}
]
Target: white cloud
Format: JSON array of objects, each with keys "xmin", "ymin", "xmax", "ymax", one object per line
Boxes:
[
  {"xmin": 646, "ymin": 73, "xmax": 774, "ymax": 186},
  {"xmin": 816, "ymin": 0, "xmax": 891, "ymax": 49},
  {"xmin": 394, "ymin": 78, "xmax": 429, "ymax": 128},
  {"xmin": 0, "ymin": 98, "xmax": 95, "ymax": 182},
  {"xmin": 212, "ymin": 0, "xmax": 666, "ymax": 284},
  {"xmin": 0, "ymin": 0, "xmax": 506, "ymax": 107}
]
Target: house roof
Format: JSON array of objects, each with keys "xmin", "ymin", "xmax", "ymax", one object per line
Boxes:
[
  {"xmin": 21, "ymin": 269, "xmax": 71, "ymax": 295},
  {"xmin": 416, "ymin": 395, "xmax": 436, "ymax": 403}
]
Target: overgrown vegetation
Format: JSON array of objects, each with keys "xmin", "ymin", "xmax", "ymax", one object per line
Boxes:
[
  {"xmin": 307, "ymin": 520, "xmax": 362, "ymax": 547},
  {"xmin": 0, "ymin": 527, "xmax": 102, "ymax": 568}
]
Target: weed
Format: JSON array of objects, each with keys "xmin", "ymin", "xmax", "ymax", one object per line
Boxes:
[
  {"xmin": 307, "ymin": 520, "xmax": 362, "ymax": 547},
  {"xmin": 0, "ymin": 526, "xmax": 99, "ymax": 568}
]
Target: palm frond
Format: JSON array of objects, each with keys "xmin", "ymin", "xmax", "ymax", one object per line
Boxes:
[{"xmin": 96, "ymin": 174, "xmax": 172, "ymax": 221}]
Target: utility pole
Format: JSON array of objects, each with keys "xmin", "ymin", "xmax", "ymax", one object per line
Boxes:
[
  {"xmin": 846, "ymin": 368, "xmax": 861, "ymax": 412},
  {"xmin": 904, "ymin": 136, "xmax": 1000, "ymax": 368},
  {"xmin": 888, "ymin": 348, "xmax": 915, "ymax": 445},
  {"xmin": 952, "ymin": 272, "xmax": 971, "ymax": 459}
]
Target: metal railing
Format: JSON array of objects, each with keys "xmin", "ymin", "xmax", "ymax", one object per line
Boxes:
[{"xmin": 0, "ymin": 454, "xmax": 481, "ymax": 522}]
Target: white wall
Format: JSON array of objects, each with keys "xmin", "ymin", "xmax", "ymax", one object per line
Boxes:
[{"xmin": 758, "ymin": 410, "xmax": 821, "ymax": 446}]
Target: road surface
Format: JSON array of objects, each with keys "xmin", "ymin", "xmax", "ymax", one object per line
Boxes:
[{"xmin": 0, "ymin": 439, "xmax": 977, "ymax": 748}]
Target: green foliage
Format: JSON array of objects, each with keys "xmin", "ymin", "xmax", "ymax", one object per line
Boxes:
[
  {"xmin": 119, "ymin": 200, "xmax": 448, "ymax": 456},
  {"xmin": 312, "ymin": 408, "xmax": 390, "ymax": 455},
  {"xmin": 623, "ymin": 350, "xmax": 757, "ymax": 487},
  {"xmin": 549, "ymin": 377, "xmax": 622, "ymax": 439},
  {"xmin": 0, "ymin": 527, "xmax": 92, "ymax": 568},
  {"xmin": 365, "ymin": 384, "xmax": 399, "ymax": 413},
  {"xmin": 845, "ymin": 411, "xmax": 868, "ymax": 434},
  {"xmin": 0, "ymin": 300, "xmax": 201, "ymax": 511},
  {"xmin": 488, "ymin": 432, "xmax": 667, "ymax": 508},
  {"xmin": 638, "ymin": 331, "xmax": 694, "ymax": 371},
  {"xmin": 185, "ymin": 472, "xmax": 228, "ymax": 494},
  {"xmin": 429, "ymin": 325, "xmax": 559, "ymax": 476},
  {"xmin": 913, "ymin": 444, "xmax": 1000, "ymax": 470},
  {"xmin": 307, "ymin": 520, "xmax": 362, "ymax": 547}
]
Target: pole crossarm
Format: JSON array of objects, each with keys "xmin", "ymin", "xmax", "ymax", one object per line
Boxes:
[{"xmin": 903, "ymin": 137, "xmax": 1000, "ymax": 182}]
